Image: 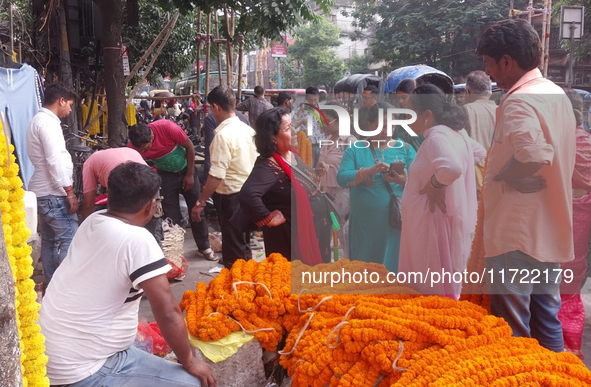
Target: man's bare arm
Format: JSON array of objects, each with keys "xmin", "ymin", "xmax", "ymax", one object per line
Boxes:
[{"xmin": 141, "ymin": 275, "xmax": 216, "ymax": 387}]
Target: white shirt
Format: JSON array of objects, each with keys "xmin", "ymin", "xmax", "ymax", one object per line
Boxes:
[
  {"xmin": 210, "ymin": 116, "xmax": 258, "ymax": 195},
  {"xmin": 26, "ymin": 108, "xmax": 73, "ymax": 197},
  {"xmin": 39, "ymin": 211, "xmax": 170, "ymax": 385},
  {"xmin": 464, "ymin": 98, "xmax": 497, "ymax": 150}
]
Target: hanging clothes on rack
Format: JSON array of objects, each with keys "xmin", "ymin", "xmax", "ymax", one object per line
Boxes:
[{"xmin": 0, "ymin": 63, "xmax": 43, "ymax": 189}]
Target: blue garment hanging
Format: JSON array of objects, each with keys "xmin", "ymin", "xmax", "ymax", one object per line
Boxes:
[{"xmin": 0, "ymin": 63, "xmax": 42, "ymax": 189}]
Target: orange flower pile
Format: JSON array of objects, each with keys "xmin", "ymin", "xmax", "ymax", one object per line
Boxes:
[
  {"xmin": 280, "ymin": 296, "xmax": 591, "ymax": 386},
  {"xmin": 181, "ymin": 251, "xmax": 591, "ymax": 386},
  {"xmin": 291, "ymin": 258, "xmax": 417, "ymax": 295},
  {"xmin": 296, "ymin": 131, "xmax": 313, "ymax": 167},
  {"xmin": 180, "ymin": 254, "xmax": 290, "ymax": 350}
]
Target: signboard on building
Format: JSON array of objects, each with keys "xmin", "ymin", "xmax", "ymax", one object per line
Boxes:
[
  {"xmin": 561, "ymin": 6, "xmax": 585, "ymax": 40},
  {"xmin": 194, "ymin": 61, "xmax": 205, "ymax": 72},
  {"xmin": 271, "ymin": 42, "xmax": 287, "ymax": 58},
  {"xmin": 122, "ymin": 46, "xmax": 130, "ymax": 76}
]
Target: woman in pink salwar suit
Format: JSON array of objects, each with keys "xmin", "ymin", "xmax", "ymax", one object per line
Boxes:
[
  {"xmin": 557, "ymin": 89, "xmax": 591, "ymax": 359},
  {"xmin": 398, "ymin": 85, "xmax": 485, "ymax": 298}
]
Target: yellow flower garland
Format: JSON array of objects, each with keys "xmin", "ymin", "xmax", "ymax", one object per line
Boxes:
[
  {"xmin": 80, "ymin": 100, "xmax": 100, "ymax": 136},
  {"xmin": 126, "ymin": 103, "xmax": 137, "ymax": 127},
  {"xmin": 296, "ymin": 131, "xmax": 313, "ymax": 167},
  {"xmin": 0, "ymin": 121, "xmax": 49, "ymax": 387}
]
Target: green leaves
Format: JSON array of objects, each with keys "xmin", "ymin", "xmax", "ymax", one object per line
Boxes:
[
  {"xmin": 123, "ymin": 1, "xmax": 197, "ymax": 84},
  {"xmin": 286, "ymin": 17, "xmax": 345, "ymax": 90},
  {"xmin": 350, "ymin": 0, "xmax": 520, "ymax": 77},
  {"xmin": 160, "ymin": 0, "xmax": 334, "ymax": 41}
]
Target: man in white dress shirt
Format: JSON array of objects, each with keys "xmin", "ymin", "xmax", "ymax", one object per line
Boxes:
[{"xmin": 27, "ymin": 82, "xmax": 78, "ymax": 286}]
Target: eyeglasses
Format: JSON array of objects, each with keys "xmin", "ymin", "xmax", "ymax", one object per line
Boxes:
[{"xmin": 327, "ymin": 118, "xmax": 337, "ymax": 125}]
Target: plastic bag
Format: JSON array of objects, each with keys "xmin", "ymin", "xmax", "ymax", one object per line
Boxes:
[
  {"xmin": 133, "ymin": 326, "xmax": 153, "ymax": 354},
  {"xmin": 188, "ymin": 331, "xmax": 254, "ymax": 363},
  {"xmin": 166, "ymin": 255, "xmax": 188, "ymax": 280},
  {"xmin": 135, "ymin": 322, "xmax": 172, "ymax": 356}
]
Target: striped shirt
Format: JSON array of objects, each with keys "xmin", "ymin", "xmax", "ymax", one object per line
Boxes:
[{"xmin": 39, "ymin": 211, "xmax": 169, "ymax": 385}]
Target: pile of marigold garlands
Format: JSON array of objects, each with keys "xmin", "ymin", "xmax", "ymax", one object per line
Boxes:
[
  {"xmin": 180, "ymin": 254, "xmax": 591, "ymax": 386},
  {"xmin": 296, "ymin": 131, "xmax": 313, "ymax": 167},
  {"xmin": 0, "ymin": 123, "xmax": 49, "ymax": 387}
]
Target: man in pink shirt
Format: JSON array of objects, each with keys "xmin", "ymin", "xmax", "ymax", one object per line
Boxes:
[
  {"xmin": 81, "ymin": 148, "xmax": 147, "ymax": 219},
  {"xmin": 128, "ymin": 120, "xmax": 215, "ymax": 260},
  {"xmin": 477, "ymin": 19, "xmax": 576, "ymax": 352}
]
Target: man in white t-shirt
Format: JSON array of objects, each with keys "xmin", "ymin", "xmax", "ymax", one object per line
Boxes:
[{"xmin": 39, "ymin": 162, "xmax": 216, "ymax": 387}]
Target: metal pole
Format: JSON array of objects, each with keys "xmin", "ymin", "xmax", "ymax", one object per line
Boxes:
[
  {"xmin": 509, "ymin": 0, "xmax": 514, "ymax": 18},
  {"xmin": 544, "ymin": 0, "xmax": 552, "ymax": 77},
  {"xmin": 277, "ymin": 58, "xmax": 281, "ymax": 89},
  {"xmin": 569, "ymin": 22, "xmax": 576, "ymax": 88},
  {"xmin": 9, "ymin": 2, "xmax": 14, "ymax": 55}
]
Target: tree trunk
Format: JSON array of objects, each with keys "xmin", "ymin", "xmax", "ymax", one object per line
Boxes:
[
  {"xmin": 196, "ymin": 7, "xmax": 202, "ymax": 96},
  {"xmin": 94, "ymin": 0, "xmax": 126, "ymax": 148},
  {"xmin": 237, "ymin": 35, "xmax": 244, "ymax": 100},
  {"xmin": 204, "ymin": 13, "xmax": 211, "ymax": 95},
  {"xmin": 223, "ymin": 6, "xmax": 234, "ymax": 87},
  {"xmin": 57, "ymin": 0, "xmax": 79, "ymax": 139},
  {"xmin": 0, "ymin": 214, "xmax": 23, "ymax": 387},
  {"xmin": 215, "ymin": 15, "xmax": 223, "ymax": 86}
]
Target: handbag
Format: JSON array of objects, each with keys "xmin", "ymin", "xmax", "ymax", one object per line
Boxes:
[
  {"xmin": 290, "ymin": 161, "xmax": 345, "ymax": 226},
  {"xmin": 368, "ymin": 144, "xmax": 402, "ymax": 230}
]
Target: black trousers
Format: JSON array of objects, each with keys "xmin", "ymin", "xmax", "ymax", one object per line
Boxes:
[
  {"xmin": 218, "ymin": 192, "xmax": 251, "ymax": 269},
  {"xmin": 159, "ymin": 168, "xmax": 210, "ymax": 251}
]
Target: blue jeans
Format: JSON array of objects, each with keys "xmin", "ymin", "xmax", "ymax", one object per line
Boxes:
[
  {"xmin": 37, "ymin": 195, "xmax": 78, "ymax": 285},
  {"xmin": 485, "ymin": 250, "xmax": 564, "ymax": 352},
  {"xmin": 66, "ymin": 346, "xmax": 202, "ymax": 387}
]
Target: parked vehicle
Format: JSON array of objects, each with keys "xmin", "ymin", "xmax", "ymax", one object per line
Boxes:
[
  {"xmin": 174, "ymin": 72, "xmax": 238, "ymax": 95},
  {"xmin": 385, "ymin": 65, "xmax": 454, "ymax": 94}
]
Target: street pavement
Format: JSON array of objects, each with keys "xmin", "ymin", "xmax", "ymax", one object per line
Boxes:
[{"xmin": 138, "ymin": 228, "xmax": 266, "ymax": 321}]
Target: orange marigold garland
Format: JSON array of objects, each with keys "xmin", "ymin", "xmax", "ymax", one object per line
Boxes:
[
  {"xmin": 181, "ymin": 253, "xmax": 591, "ymax": 386},
  {"xmin": 296, "ymin": 131, "xmax": 313, "ymax": 167}
]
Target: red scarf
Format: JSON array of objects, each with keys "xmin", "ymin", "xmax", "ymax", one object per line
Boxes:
[{"xmin": 273, "ymin": 152, "xmax": 323, "ymax": 265}]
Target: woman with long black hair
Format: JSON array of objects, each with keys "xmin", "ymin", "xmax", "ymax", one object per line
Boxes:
[{"xmin": 237, "ymin": 108, "xmax": 331, "ymax": 263}]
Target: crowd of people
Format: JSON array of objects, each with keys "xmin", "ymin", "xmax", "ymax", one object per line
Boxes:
[{"xmin": 19, "ymin": 17, "xmax": 591, "ymax": 387}]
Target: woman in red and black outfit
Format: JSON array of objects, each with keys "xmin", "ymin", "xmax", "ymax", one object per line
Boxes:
[{"xmin": 237, "ymin": 108, "xmax": 330, "ymax": 264}]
